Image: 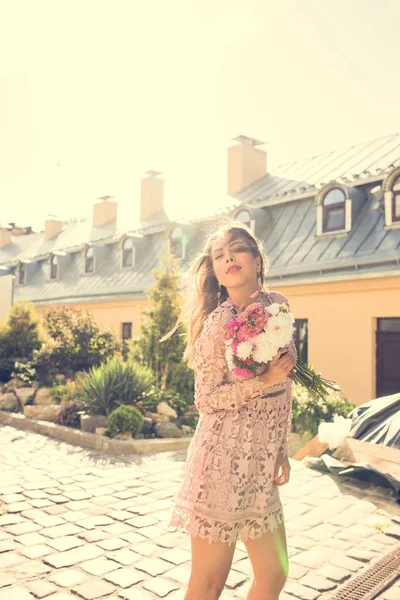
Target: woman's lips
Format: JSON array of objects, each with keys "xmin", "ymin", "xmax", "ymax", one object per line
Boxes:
[{"xmin": 227, "ymin": 266, "xmax": 241, "ymax": 274}]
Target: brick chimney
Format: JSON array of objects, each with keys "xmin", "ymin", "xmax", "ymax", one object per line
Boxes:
[
  {"xmin": 228, "ymin": 135, "xmax": 267, "ymax": 195},
  {"xmin": 0, "ymin": 226, "xmax": 12, "ymax": 249},
  {"xmin": 44, "ymin": 216, "xmax": 63, "ymax": 241},
  {"xmin": 140, "ymin": 171, "xmax": 164, "ymax": 222},
  {"xmin": 93, "ymin": 196, "xmax": 117, "ymax": 228}
]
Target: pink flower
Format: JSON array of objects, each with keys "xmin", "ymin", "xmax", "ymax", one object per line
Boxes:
[{"xmin": 232, "ymin": 367, "xmax": 253, "ymax": 379}]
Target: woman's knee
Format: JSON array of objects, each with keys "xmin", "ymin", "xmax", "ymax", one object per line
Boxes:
[
  {"xmin": 254, "ymin": 570, "xmax": 287, "ymax": 596},
  {"xmin": 185, "ymin": 577, "xmax": 225, "ymax": 600}
]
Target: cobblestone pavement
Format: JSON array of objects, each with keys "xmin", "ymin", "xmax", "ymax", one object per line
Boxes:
[{"xmin": 0, "ymin": 424, "xmax": 399, "ymax": 600}]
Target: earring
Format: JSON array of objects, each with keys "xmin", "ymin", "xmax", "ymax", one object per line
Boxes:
[
  {"xmin": 257, "ymin": 272, "xmax": 262, "ymax": 291},
  {"xmin": 217, "ymin": 283, "xmax": 222, "ymax": 305}
]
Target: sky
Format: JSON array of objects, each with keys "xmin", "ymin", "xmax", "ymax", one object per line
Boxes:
[{"xmin": 0, "ymin": 0, "xmax": 399, "ymax": 233}]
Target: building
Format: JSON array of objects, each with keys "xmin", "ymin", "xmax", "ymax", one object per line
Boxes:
[{"xmin": 1, "ymin": 134, "xmax": 399, "ymax": 405}]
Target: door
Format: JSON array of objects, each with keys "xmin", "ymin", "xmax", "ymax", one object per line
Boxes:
[{"xmin": 376, "ymin": 318, "xmax": 400, "ymax": 398}]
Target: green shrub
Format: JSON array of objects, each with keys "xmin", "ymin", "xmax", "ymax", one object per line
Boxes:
[
  {"xmin": 79, "ymin": 357, "xmax": 156, "ymax": 416},
  {"xmin": 107, "ymin": 405, "xmax": 144, "ymax": 438},
  {"xmin": 138, "ymin": 388, "xmax": 188, "ymax": 417},
  {"xmin": 33, "ymin": 306, "xmax": 122, "ymax": 382},
  {"xmin": 56, "ymin": 402, "xmax": 83, "ymax": 428},
  {"xmin": 0, "ymin": 358, "xmax": 16, "ymax": 383},
  {"xmin": 0, "ymin": 300, "xmax": 46, "ymax": 361},
  {"xmin": 49, "ymin": 380, "xmax": 82, "ymax": 405},
  {"xmin": 292, "ymin": 383, "xmax": 355, "ymax": 437}
]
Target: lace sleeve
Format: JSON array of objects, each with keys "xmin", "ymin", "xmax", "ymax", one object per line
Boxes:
[
  {"xmin": 269, "ymin": 291, "xmax": 296, "ymax": 456},
  {"xmin": 193, "ymin": 306, "xmax": 266, "ymax": 414}
]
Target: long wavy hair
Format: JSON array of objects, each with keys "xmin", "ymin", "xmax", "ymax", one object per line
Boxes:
[{"xmin": 162, "ymin": 220, "xmax": 270, "ymax": 368}]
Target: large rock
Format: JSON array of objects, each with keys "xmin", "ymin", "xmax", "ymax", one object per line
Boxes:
[
  {"xmin": 154, "ymin": 422, "xmax": 184, "ymax": 438},
  {"xmin": 5, "ymin": 378, "xmax": 26, "ymax": 392},
  {"xmin": 142, "ymin": 417, "xmax": 153, "ymax": 433},
  {"xmin": 15, "ymin": 387, "xmax": 36, "ymax": 407},
  {"xmin": 157, "ymin": 402, "xmax": 178, "ymax": 419},
  {"xmin": 80, "ymin": 414, "xmax": 108, "ymax": 433},
  {"xmin": 0, "ymin": 392, "xmax": 19, "ymax": 412},
  {"xmin": 144, "ymin": 411, "xmax": 170, "ymax": 424},
  {"xmin": 34, "ymin": 388, "xmax": 55, "ymax": 406},
  {"xmin": 181, "ymin": 425, "xmax": 195, "ymax": 436},
  {"xmin": 24, "ymin": 405, "xmax": 61, "ymax": 422}
]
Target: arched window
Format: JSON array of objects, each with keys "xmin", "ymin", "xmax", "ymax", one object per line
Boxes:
[
  {"xmin": 18, "ymin": 263, "xmax": 26, "ymax": 285},
  {"xmin": 322, "ymin": 188, "xmax": 346, "ymax": 232},
  {"xmin": 235, "ymin": 210, "xmax": 252, "ymax": 227},
  {"xmin": 170, "ymin": 227, "xmax": 184, "ymax": 258},
  {"xmin": 50, "ymin": 255, "xmax": 58, "ymax": 280},
  {"xmin": 85, "ymin": 247, "xmax": 95, "ymax": 273},
  {"xmin": 392, "ymin": 175, "xmax": 400, "ymax": 222},
  {"xmin": 122, "ymin": 238, "xmax": 134, "ymax": 267}
]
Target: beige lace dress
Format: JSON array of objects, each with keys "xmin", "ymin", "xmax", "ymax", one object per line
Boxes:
[{"xmin": 168, "ymin": 291, "xmax": 298, "ymax": 546}]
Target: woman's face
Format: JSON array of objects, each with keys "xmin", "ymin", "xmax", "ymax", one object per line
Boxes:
[{"xmin": 210, "ymin": 233, "xmax": 261, "ymax": 291}]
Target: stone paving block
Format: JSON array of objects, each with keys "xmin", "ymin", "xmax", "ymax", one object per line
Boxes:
[
  {"xmin": 383, "ymin": 524, "xmax": 400, "ymax": 539},
  {"xmin": 76, "ymin": 515, "xmax": 114, "ymax": 529},
  {"xmin": 101, "ymin": 523, "xmax": 135, "ymax": 536},
  {"xmin": 78, "ymin": 529, "xmax": 109, "ymax": 543},
  {"xmin": 44, "ymin": 544, "xmax": 103, "ymax": 568},
  {"xmin": 118, "ymin": 589, "xmax": 155, "ymax": 600},
  {"xmin": 80, "ymin": 557, "xmax": 119, "ymax": 576},
  {"xmin": 125, "ymin": 515, "xmax": 158, "ymax": 528},
  {"xmin": 61, "ymin": 511, "xmax": 90, "ymax": 523},
  {"xmin": 299, "ymin": 574, "xmax": 337, "ymax": 592},
  {"xmin": 26, "ymin": 580, "xmax": 59, "ymax": 598},
  {"xmin": 136, "ymin": 525, "xmax": 170, "ymax": 539},
  {"xmin": 33, "ymin": 515, "xmax": 66, "ymax": 528},
  {"xmin": 158, "ymin": 547, "xmax": 191, "ymax": 566},
  {"xmin": 15, "ymin": 531, "xmax": 48, "ymax": 546},
  {"xmin": 44, "ymin": 594, "xmax": 77, "ymax": 600},
  {"xmin": 224, "ymin": 569, "xmax": 249, "ymax": 590},
  {"xmin": 46, "ymin": 535, "xmax": 85, "ymax": 552},
  {"xmin": 346, "ymin": 547, "xmax": 375, "ymax": 562},
  {"xmin": 0, "ymin": 513, "xmax": 25, "ymax": 526},
  {"xmin": 142, "ymin": 577, "xmax": 181, "ymax": 597},
  {"xmin": 18, "ymin": 544, "xmax": 54, "ymax": 559},
  {"xmin": 347, "ymin": 523, "xmax": 377, "ymax": 538},
  {"xmin": 324, "ymin": 538, "xmax": 352, "ymax": 551},
  {"xmin": 72, "ymin": 580, "xmax": 116, "ymax": 599},
  {"xmin": 0, "ymin": 539, "xmax": 18, "ymax": 552},
  {"xmin": 285, "ymin": 582, "xmax": 321, "ymax": 599},
  {"xmin": 0, "ymin": 551, "xmax": 26, "ymax": 568},
  {"xmin": 316, "ymin": 564, "xmax": 352, "ymax": 583},
  {"xmin": 135, "ymin": 556, "xmax": 175, "ymax": 576},
  {"xmin": 5, "ymin": 521, "xmax": 41, "ymax": 536},
  {"xmin": 107, "ymin": 510, "xmax": 134, "ymax": 522},
  {"xmin": 0, "ymin": 573, "xmax": 17, "ymax": 588},
  {"xmin": 48, "ymin": 568, "xmax": 89, "ymax": 587},
  {"xmin": 330, "ymin": 554, "xmax": 369, "ymax": 572},
  {"xmin": 8, "ymin": 558, "xmax": 52, "ymax": 578},
  {"xmin": 120, "ymin": 531, "xmax": 148, "ymax": 545},
  {"xmin": 0, "ymin": 587, "xmax": 34, "ymax": 600},
  {"xmin": 289, "ymin": 535, "xmax": 318, "ymax": 551},
  {"xmin": 291, "ymin": 546, "xmax": 339, "ymax": 570},
  {"xmin": 381, "ymin": 584, "xmax": 400, "ymax": 600},
  {"xmin": 106, "ymin": 548, "xmax": 143, "ymax": 566},
  {"xmin": 288, "ymin": 563, "xmax": 308, "ymax": 580},
  {"xmin": 104, "ymin": 567, "xmax": 146, "ymax": 587},
  {"xmin": 303, "ymin": 523, "xmax": 339, "ymax": 542},
  {"xmin": 29, "ymin": 498, "xmax": 54, "ymax": 508},
  {"xmin": 1, "ymin": 493, "xmax": 27, "ymax": 503},
  {"xmin": 41, "ymin": 523, "xmax": 83, "ymax": 538},
  {"xmin": 21, "ymin": 509, "xmax": 49, "ymax": 521},
  {"xmin": 95, "ymin": 538, "xmax": 129, "ymax": 551}
]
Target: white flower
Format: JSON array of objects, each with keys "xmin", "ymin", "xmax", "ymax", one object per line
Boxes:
[
  {"xmin": 264, "ymin": 314, "xmax": 293, "ymax": 347},
  {"xmin": 266, "ymin": 303, "xmax": 281, "ymax": 316},
  {"xmin": 225, "ymin": 342, "xmax": 235, "ymax": 369},
  {"xmin": 252, "ymin": 332, "xmax": 277, "ymax": 363},
  {"xmin": 236, "ymin": 341, "xmax": 253, "ymax": 360}
]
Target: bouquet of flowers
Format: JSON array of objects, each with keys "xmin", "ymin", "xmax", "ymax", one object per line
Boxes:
[{"xmin": 225, "ymin": 301, "xmax": 340, "ymax": 402}]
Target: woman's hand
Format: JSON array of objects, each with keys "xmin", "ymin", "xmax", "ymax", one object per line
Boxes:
[
  {"xmin": 258, "ymin": 348, "xmax": 296, "ymax": 387},
  {"xmin": 274, "ymin": 452, "xmax": 291, "ymax": 486}
]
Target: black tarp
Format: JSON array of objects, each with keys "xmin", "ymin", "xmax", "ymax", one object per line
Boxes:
[{"xmin": 306, "ymin": 392, "xmax": 400, "ymax": 497}]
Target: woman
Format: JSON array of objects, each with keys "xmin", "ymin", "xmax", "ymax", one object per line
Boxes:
[{"xmin": 167, "ymin": 221, "xmax": 297, "ymax": 600}]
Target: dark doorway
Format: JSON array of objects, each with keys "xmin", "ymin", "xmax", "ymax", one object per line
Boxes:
[{"xmin": 376, "ymin": 318, "xmax": 400, "ymax": 398}]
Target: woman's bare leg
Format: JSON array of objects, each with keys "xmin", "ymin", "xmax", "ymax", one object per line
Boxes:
[
  {"xmin": 242, "ymin": 521, "xmax": 288, "ymax": 600},
  {"xmin": 184, "ymin": 535, "xmax": 237, "ymax": 600}
]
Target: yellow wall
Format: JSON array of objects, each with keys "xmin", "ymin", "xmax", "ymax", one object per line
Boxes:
[
  {"xmin": 278, "ymin": 275, "xmax": 400, "ymax": 407},
  {"xmin": 36, "ymin": 297, "xmax": 150, "ymax": 339},
  {"xmin": 0, "ymin": 275, "xmax": 13, "ymax": 326}
]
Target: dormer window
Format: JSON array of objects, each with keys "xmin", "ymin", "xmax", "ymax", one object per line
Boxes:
[
  {"xmin": 322, "ymin": 188, "xmax": 346, "ymax": 232},
  {"xmin": 170, "ymin": 227, "xmax": 185, "ymax": 259},
  {"xmin": 50, "ymin": 255, "xmax": 58, "ymax": 280},
  {"xmin": 122, "ymin": 238, "xmax": 135, "ymax": 268},
  {"xmin": 393, "ymin": 175, "xmax": 400, "ymax": 222},
  {"xmin": 383, "ymin": 167, "xmax": 400, "ymax": 228},
  {"xmin": 234, "ymin": 209, "xmax": 255, "ymax": 232},
  {"xmin": 85, "ymin": 247, "xmax": 95, "ymax": 273},
  {"xmin": 18, "ymin": 263, "xmax": 26, "ymax": 286}
]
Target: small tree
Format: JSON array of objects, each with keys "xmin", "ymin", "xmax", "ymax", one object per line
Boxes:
[
  {"xmin": 33, "ymin": 306, "xmax": 122, "ymax": 380},
  {"xmin": 0, "ymin": 299, "xmax": 46, "ymax": 360},
  {"xmin": 132, "ymin": 250, "xmax": 194, "ymax": 398}
]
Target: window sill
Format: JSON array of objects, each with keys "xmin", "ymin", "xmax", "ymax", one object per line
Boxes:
[
  {"xmin": 384, "ymin": 222, "xmax": 400, "ymax": 230},
  {"xmin": 314, "ymin": 229, "xmax": 349, "ymax": 239}
]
